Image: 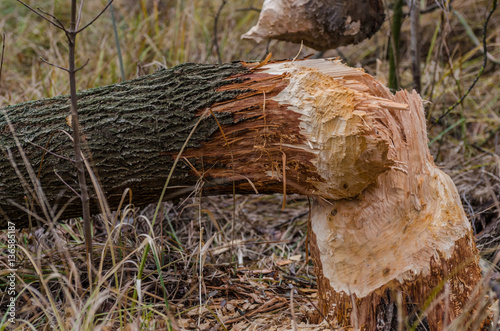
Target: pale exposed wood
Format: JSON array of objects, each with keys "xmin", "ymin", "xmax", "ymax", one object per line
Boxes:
[
  {"xmin": 261, "ymin": 60, "xmax": 408, "ymax": 199},
  {"xmin": 305, "ymin": 64, "xmax": 482, "ymax": 329}
]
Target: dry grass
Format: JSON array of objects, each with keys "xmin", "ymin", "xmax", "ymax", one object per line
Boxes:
[{"xmin": 0, "ymin": 0, "xmax": 499, "ymax": 330}]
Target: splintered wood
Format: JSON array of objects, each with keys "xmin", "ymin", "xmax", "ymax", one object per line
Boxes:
[
  {"xmin": 292, "ymin": 60, "xmax": 482, "ymax": 329},
  {"xmin": 1, "ymin": 57, "xmax": 483, "ymax": 329},
  {"xmin": 187, "ymin": 59, "xmax": 408, "ymax": 202}
]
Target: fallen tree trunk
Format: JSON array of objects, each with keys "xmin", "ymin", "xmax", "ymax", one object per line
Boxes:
[
  {"xmin": 0, "ymin": 60, "xmax": 398, "ymax": 227},
  {"xmin": 0, "ymin": 59, "xmax": 483, "ymax": 329}
]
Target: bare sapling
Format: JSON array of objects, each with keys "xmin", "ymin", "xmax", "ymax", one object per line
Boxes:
[{"xmin": 16, "ymin": 0, "xmax": 115, "ymax": 286}]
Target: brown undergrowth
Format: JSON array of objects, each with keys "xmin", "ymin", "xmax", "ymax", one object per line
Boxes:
[{"xmin": 1, "ymin": 195, "xmax": 329, "ymax": 330}]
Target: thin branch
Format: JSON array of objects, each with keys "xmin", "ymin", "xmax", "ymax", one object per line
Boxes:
[
  {"xmin": 213, "ymin": 0, "xmax": 227, "ymax": 63},
  {"xmin": 76, "ymin": 0, "xmax": 115, "ymax": 33},
  {"xmin": 40, "ymin": 57, "xmax": 69, "ymax": 72},
  {"xmin": 53, "ymin": 170, "xmax": 81, "ymax": 199},
  {"xmin": 430, "ymin": 0, "xmax": 498, "ymax": 129},
  {"xmin": 0, "ymin": 33, "xmax": 5, "ymax": 88},
  {"xmin": 36, "ymin": 7, "xmax": 67, "ymax": 31},
  {"xmin": 26, "ymin": 140, "xmax": 74, "ymax": 162},
  {"xmin": 75, "ymin": 58, "xmax": 90, "ymax": 73},
  {"xmin": 16, "ymin": 1, "xmax": 65, "ymax": 31}
]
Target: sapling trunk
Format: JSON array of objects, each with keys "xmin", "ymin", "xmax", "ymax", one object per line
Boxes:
[
  {"xmin": 67, "ymin": 0, "xmax": 93, "ymax": 283},
  {"xmin": 14, "ymin": 0, "xmax": 116, "ymax": 285}
]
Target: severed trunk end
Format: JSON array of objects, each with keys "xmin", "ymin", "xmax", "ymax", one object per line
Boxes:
[{"xmin": 307, "ymin": 87, "xmax": 482, "ymax": 329}]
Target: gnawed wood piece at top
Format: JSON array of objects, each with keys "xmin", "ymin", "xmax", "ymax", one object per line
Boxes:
[{"xmin": 242, "ymin": 0, "xmax": 385, "ymax": 50}]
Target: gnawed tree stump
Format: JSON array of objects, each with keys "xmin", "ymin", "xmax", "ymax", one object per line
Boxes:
[
  {"xmin": 0, "ymin": 59, "xmax": 482, "ymax": 329},
  {"xmin": 307, "ymin": 89, "xmax": 482, "ymax": 329},
  {"xmin": 242, "ymin": 0, "xmax": 385, "ymax": 50}
]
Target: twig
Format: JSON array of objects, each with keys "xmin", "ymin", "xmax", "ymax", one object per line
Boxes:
[
  {"xmin": 36, "ymin": 7, "xmax": 67, "ymax": 31},
  {"xmin": 408, "ymin": 0, "xmax": 421, "ymax": 92},
  {"xmin": 40, "ymin": 57, "xmax": 69, "ymax": 72},
  {"xmin": 76, "ymin": 0, "xmax": 115, "ymax": 33},
  {"xmin": 16, "ymin": 1, "xmax": 65, "ymax": 31},
  {"xmin": 213, "ymin": 0, "xmax": 227, "ymax": 63},
  {"xmin": 430, "ymin": 0, "xmax": 498, "ymax": 129},
  {"xmin": 224, "ymin": 297, "xmax": 287, "ymax": 324},
  {"xmin": 74, "ymin": 58, "xmax": 90, "ymax": 72},
  {"xmin": 0, "ymin": 33, "xmax": 5, "ymax": 88},
  {"xmin": 294, "ymin": 288, "xmax": 336, "ymax": 330},
  {"xmin": 26, "ymin": 140, "xmax": 74, "ymax": 162},
  {"xmin": 53, "ymin": 169, "xmax": 81, "ymax": 198}
]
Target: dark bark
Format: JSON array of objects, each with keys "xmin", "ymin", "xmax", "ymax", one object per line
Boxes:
[
  {"xmin": 1, "ymin": 60, "xmax": 399, "ymax": 229},
  {"xmin": 0, "ymin": 63, "xmax": 251, "ymax": 228}
]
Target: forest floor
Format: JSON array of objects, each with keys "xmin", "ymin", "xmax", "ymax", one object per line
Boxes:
[{"xmin": 0, "ymin": 0, "xmax": 499, "ymax": 330}]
